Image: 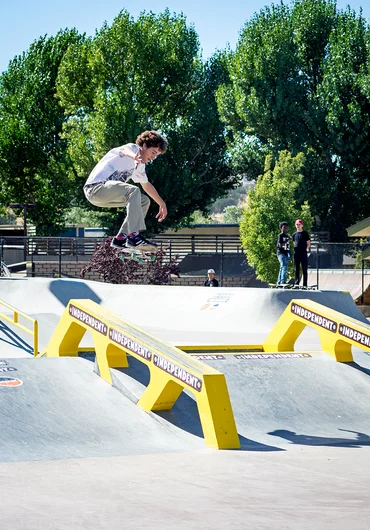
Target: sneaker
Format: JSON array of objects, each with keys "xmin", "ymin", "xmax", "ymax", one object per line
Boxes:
[
  {"xmin": 110, "ymin": 236, "xmax": 127, "ymax": 249},
  {"xmin": 126, "ymin": 233, "xmax": 158, "ymax": 252}
]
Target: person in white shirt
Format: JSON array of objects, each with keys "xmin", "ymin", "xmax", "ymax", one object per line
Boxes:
[{"xmin": 84, "ymin": 130, "xmax": 168, "ymax": 250}]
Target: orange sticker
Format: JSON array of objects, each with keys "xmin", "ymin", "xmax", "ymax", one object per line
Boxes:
[{"xmin": 0, "ymin": 377, "xmax": 23, "ymax": 387}]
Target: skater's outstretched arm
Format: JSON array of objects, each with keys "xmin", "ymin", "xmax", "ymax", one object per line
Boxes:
[
  {"xmin": 142, "ymin": 182, "xmax": 167, "ymax": 222},
  {"xmin": 119, "ymin": 145, "xmax": 142, "ymax": 163}
]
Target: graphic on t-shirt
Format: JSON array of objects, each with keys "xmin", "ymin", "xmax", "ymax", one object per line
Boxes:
[
  {"xmin": 84, "ymin": 143, "xmax": 148, "ymax": 186},
  {"xmin": 106, "ymin": 169, "xmax": 135, "ymax": 183},
  {"xmin": 277, "ymin": 234, "xmax": 291, "ymax": 255}
]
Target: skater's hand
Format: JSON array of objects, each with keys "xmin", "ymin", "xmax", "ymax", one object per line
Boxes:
[
  {"xmin": 156, "ymin": 203, "xmax": 167, "ymax": 222},
  {"xmin": 119, "ymin": 146, "xmax": 143, "ymax": 166},
  {"xmin": 134, "ymin": 151, "xmax": 143, "ymax": 165}
]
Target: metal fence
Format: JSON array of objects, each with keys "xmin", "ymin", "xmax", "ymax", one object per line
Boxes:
[{"xmin": 0, "ymin": 236, "xmax": 369, "ymax": 300}]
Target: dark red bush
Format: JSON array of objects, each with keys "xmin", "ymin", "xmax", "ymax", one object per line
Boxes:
[{"xmin": 81, "ymin": 237, "xmax": 180, "ymax": 285}]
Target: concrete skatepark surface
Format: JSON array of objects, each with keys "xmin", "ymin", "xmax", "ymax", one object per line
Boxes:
[{"xmin": 1, "ymin": 278, "xmax": 370, "ymax": 529}]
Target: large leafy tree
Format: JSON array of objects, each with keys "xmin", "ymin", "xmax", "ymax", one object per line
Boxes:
[
  {"xmin": 240, "ymin": 151, "xmax": 312, "ymax": 283},
  {"xmin": 0, "ymin": 29, "xmax": 83, "ymax": 234},
  {"xmin": 217, "ymin": 0, "xmax": 370, "ymax": 240},
  {"xmin": 56, "ymin": 10, "xmax": 237, "ymax": 234}
]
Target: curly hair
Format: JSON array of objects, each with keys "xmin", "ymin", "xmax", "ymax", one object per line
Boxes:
[{"xmin": 136, "ymin": 130, "xmax": 168, "ymax": 153}]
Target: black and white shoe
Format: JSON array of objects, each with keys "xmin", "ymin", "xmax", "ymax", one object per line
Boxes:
[
  {"xmin": 126, "ymin": 233, "xmax": 158, "ymax": 252},
  {"xmin": 110, "ymin": 236, "xmax": 127, "ymax": 249}
]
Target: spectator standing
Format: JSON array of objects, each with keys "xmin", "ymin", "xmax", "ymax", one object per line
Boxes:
[
  {"xmin": 292, "ymin": 219, "xmax": 310, "ymax": 287},
  {"xmin": 276, "ymin": 222, "xmax": 291, "ymax": 285},
  {"xmin": 204, "ymin": 269, "xmax": 219, "ymax": 287}
]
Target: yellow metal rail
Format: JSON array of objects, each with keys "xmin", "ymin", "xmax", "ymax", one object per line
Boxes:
[
  {"xmin": 44, "ymin": 299, "xmax": 240, "ymax": 450},
  {"xmin": 0, "ymin": 299, "xmax": 38, "ymax": 356},
  {"xmin": 263, "ymin": 298, "xmax": 370, "ymax": 362}
]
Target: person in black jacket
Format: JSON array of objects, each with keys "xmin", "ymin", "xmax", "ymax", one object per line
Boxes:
[
  {"xmin": 292, "ymin": 219, "xmax": 310, "ymax": 287},
  {"xmin": 204, "ymin": 269, "xmax": 219, "ymax": 287},
  {"xmin": 276, "ymin": 222, "xmax": 291, "ymax": 284}
]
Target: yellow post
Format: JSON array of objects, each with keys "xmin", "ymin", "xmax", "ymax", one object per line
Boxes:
[
  {"xmin": 196, "ymin": 373, "xmax": 240, "ymax": 450},
  {"xmin": 138, "ymin": 370, "xmax": 184, "ymax": 411}
]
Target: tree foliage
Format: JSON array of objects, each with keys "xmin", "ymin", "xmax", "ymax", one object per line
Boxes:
[
  {"xmin": 56, "ymin": 10, "xmax": 237, "ymax": 234},
  {"xmin": 217, "ymin": 0, "xmax": 370, "ymax": 240},
  {"xmin": 0, "ymin": 29, "xmax": 83, "ymax": 234},
  {"xmin": 240, "ymin": 151, "xmax": 312, "ymax": 283},
  {"xmin": 0, "ymin": 206, "xmax": 16, "ymax": 225},
  {"xmin": 0, "ymin": 10, "xmax": 237, "ymax": 236}
]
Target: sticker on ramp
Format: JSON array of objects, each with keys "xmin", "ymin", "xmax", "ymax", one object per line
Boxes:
[
  {"xmin": 0, "ymin": 360, "xmax": 9, "ymax": 366},
  {"xmin": 0, "ymin": 376, "xmax": 23, "ymax": 387},
  {"xmin": 0, "ymin": 367, "xmax": 17, "ymax": 373},
  {"xmin": 200, "ymin": 294, "xmax": 233, "ymax": 311},
  {"xmin": 234, "ymin": 353, "xmax": 312, "ymax": 360},
  {"xmin": 191, "ymin": 354, "xmax": 226, "ymax": 360}
]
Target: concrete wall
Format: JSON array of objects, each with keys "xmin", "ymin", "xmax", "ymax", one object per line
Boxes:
[{"xmin": 27, "ymin": 260, "xmax": 253, "ymax": 287}]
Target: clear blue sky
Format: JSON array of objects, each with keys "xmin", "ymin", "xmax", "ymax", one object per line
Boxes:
[{"xmin": 1, "ymin": 0, "xmax": 369, "ymax": 73}]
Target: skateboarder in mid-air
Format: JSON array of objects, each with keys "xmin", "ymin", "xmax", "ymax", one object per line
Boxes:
[{"xmin": 83, "ymin": 130, "xmax": 168, "ymax": 251}]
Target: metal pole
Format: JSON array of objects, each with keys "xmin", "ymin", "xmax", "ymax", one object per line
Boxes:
[
  {"xmin": 59, "ymin": 238, "xmax": 62, "ymax": 277},
  {"xmin": 220, "ymin": 242, "xmax": 224, "ymax": 287},
  {"xmin": 23, "ymin": 207, "xmax": 27, "ymax": 263},
  {"xmin": 316, "ymin": 243, "xmax": 320, "ymax": 290},
  {"xmin": 361, "ymin": 256, "xmax": 365, "ymax": 305},
  {"xmin": 31, "ymin": 237, "xmax": 35, "ymax": 277}
]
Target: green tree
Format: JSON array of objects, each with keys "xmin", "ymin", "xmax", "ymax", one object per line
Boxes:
[
  {"xmin": 222, "ymin": 205, "xmax": 244, "ymax": 224},
  {"xmin": 0, "ymin": 30, "xmax": 83, "ymax": 234},
  {"xmin": 217, "ymin": 0, "xmax": 370, "ymax": 240},
  {"xmin": 240, "ymin": 151, "xmax": 312, "ymax": 283},
  {"xmin": 56, "ymin": 11, "xmax": 238, "ymax": 234},
  {"xmin": 0, "ymin": 207, "xmax": 16, "ymax": 225},
  {"xmin": 64, "ymin": 206, "xmax": 108, "ymax": 228}
]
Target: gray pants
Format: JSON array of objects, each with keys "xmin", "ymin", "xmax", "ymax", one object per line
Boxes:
[{"xmin": 84, "ymin": 181, "xmax": 150, "ymax": 235}]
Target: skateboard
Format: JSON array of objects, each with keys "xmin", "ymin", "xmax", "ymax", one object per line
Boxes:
[
  {"xmin": 119, "ymin": 247, "xmax": 157, "ymax": 263},
  {"xmin": 270, "ymin": 283, "xmax": 318, "ymax": 290},
  {"xmin": 269, "ymin": 279, "xmax": 296, "ymax": 289}
]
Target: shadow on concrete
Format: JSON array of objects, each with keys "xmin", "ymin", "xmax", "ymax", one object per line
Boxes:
[
  {"xmin": 268, "ymin": 428, "xmax": 370, "ymax": 447},
  {"xmin": 49, "ymin": 279, "xmax": 101, "ymax": 307},
  {"xmin": 115, "ymin": 357, "xmax": 283, "ymax": 452},
  {"xmin": 346, "ymin": 361, "xmax": 370, "ymax": 377},
  {"xmin": 0, "ymin": 320, "xmax": 33, "ymax": 355}
]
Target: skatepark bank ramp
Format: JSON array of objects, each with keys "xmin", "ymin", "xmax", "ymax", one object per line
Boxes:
[
  {"xmin": 39, "ymin": 295, "xmax": 370, "ymax": 452},
  {"xmin": 0, "ymin": 277, "xmax": 367, "ymax": 354},
  {"xmin": 1, "ymin": 278, "xmax": 370, "ymax": 456},
  {"xmin": 0, "ymin": 356, "xmax": 204, "ymax": 463}
]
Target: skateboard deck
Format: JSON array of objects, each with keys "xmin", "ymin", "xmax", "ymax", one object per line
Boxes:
[
  {"xmin": 270, "ymin": 283, "xmax": 318, "ymax": 290},
  {"xmin": 119, "ymin": 247, "xmax": 157, "ymax": 263},
  {"xmin": 269, "ymin": 279, "xmax": 296, "ymax": 289}
]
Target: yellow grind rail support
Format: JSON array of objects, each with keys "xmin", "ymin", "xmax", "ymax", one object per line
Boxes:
[
  {"xmin": 0, "ymin": 299, "xmax": 38, "ymax": 356},
  {"xmin": 263, "ymin": 299, "xmax": 370, "ymax": 362},
  {"xmin": 43, "ymin": 299, "xmax": 240, "ymax": 450}
]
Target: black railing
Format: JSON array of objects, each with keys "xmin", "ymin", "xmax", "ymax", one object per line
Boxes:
[{"xmin": 0, "ymin": 237, "xmax": 369, "ymax": 300}]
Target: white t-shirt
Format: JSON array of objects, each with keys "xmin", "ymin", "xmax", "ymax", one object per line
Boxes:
[{"xmin": 84, "ymin": 143, "xmax": 148, "ymax": 186}]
